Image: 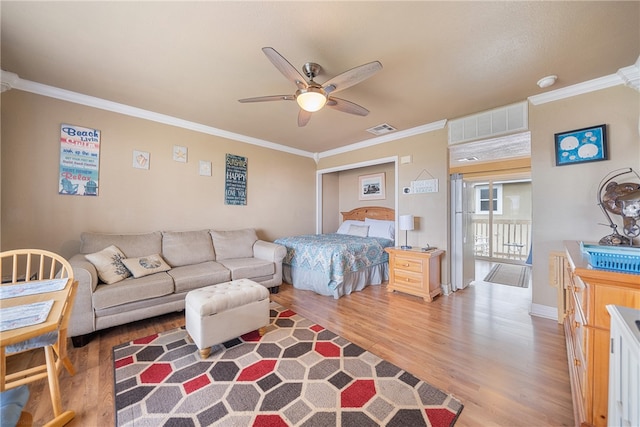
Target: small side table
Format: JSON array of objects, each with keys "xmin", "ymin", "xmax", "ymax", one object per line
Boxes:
[{"xmin": 385, "ymin": 247, "xmax": 444, "ymax": 302}]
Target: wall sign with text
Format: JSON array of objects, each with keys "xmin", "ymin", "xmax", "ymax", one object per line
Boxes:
[
  {"xmin": 225, "ymin": 154, "xmax": 247, "ymax": 205},
  {"xmin": 59, "ymin": 124, "xmax": 100, "ymax": 196}
]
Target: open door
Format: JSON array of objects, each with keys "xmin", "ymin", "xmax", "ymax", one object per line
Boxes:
[{"xmin": 450, "ymin": 173, "xmax": 475, "ymax": 291}]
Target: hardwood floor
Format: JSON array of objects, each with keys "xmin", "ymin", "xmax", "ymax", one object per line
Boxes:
[{"xmin": 8, "ymin": 278, "xmax": 573, "ymax": 426}]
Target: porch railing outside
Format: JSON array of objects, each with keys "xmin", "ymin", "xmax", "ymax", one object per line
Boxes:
[{"xmin": 473, "ymin": 219, "xmax": 531, "ymax": 262}]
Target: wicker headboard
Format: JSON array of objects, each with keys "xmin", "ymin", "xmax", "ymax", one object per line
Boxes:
[{"xmin": 341, "ymin": 206, "xmax": 395, "ymax": 221}]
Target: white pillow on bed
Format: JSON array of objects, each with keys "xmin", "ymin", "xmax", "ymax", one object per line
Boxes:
[
  {"xmin": 336, "ymin": 220, "xmax": 366, "ymax": 234},
  {"xmin": 365, "ymin": 218, "xmax": 395, "ymax": 240},
  {"xmin": 347, "ymin": 224, "xmax": 370, "ymax": 237}
]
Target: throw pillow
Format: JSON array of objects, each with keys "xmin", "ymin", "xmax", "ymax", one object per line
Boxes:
[
  {"xmin": 336, "ymin": 220, "xmax": 366, "ymax": 234},
  {"xmin": 84, "ymin": 245, "xmax": 131, "ymax": 284},
  {"xmin": 122, "ymin": 254, "xmax": 171, "ymax": 278},
  {"xmin": 347, "ymin": 224, "xmax": 369, "ymax": 237},
  {"xmin": 210, "ymin": 229, "xmax": 258, "ymax": 260},
  {"xmin": 365, "ymin": 218, "xmax": 395, "ymax": 240}
]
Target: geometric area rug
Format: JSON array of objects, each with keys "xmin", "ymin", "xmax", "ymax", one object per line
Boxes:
[
  {"xmin": 483, "ymin": 263, "xmax": 530, "ymax": 288},
  {"xmin": 113, "ymin": 302, "xmax": 463, "ymax": 426}
]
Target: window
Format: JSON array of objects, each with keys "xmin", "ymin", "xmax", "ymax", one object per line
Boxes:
[{"xmin": 475, "ymin": 184, "xmax": 502, "ymax": 214}]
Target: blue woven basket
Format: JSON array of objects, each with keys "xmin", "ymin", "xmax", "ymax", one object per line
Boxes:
[{"xmin": 581, "ymin": 243, "xmax": 640, "ymax": 273}]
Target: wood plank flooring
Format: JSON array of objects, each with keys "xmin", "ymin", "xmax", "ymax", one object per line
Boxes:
[{"xmin": 7, "ymin": 279, "xmax": 574, "ymax": 426}]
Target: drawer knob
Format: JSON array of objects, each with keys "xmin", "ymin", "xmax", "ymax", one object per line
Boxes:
[
  {"xmin": 574, "ymin": 358, "xmax": 581, "ymax": 367},
  {"xmin": 573, "ymin": 321, "xmax": 580, "ymax": 329}
]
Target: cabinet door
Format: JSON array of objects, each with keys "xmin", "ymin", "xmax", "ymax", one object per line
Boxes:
[
  {"xmin": 592, "ymin": 329, "xmax": 611, "ymax": 427},
  {"xmin": 593, "ymin": 286, "xmax": 640, "ymax": 329}
]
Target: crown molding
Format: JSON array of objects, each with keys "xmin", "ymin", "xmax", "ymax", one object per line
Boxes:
[
  {"xmin": 528, "ymin": 74, "xmax": 624, "ymax": 105},
  {"xmin": 617, "ymin": 56, "xmax": 640, "ymax": 91},
  {"xmin": 529, "ymin": 57, "xmax": 640, "ymax": 105},
  {"xmin": 317, "ymin": 119, "xmax": 447, "ymax": 159},
  {"xmin": 3, "ymin": 57, "xmax": 637, "ymax": 159},
  {"xmin": 0, "ymin": 70, "xmax": 315, "ymax": 159}
]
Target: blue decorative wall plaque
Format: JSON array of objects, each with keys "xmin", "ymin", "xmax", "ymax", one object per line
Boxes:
[{"xmin": 224, "ymin": 154, "xmax": 247, "ymax": 205}]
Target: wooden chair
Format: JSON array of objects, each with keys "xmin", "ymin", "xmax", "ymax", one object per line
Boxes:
[{"xmin": 0, "ymin": 249, "xmax": 77, "ymax": 427}]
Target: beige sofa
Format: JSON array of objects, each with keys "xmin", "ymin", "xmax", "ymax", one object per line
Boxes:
[{"xmin": 67, "ymin": 228, "xmax": 286, "ymax": 346}]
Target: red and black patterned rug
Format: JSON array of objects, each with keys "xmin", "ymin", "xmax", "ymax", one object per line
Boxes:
[{"xmin": 113, "ymin": 302, "xmax": 463, "ymax": 426}]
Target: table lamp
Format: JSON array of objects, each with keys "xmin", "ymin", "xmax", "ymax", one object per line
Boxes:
[{"xmin": 399, "ymin": 214, "xmax": 414, "ymax": 249}]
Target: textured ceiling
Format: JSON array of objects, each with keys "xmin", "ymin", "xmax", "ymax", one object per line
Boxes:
[{"xmin": 1, "ymin": 1, "xmax": 638, "ymax": 156}]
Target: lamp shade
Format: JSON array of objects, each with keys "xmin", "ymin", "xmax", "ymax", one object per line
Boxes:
[
  {"xmin": 296, "ymin": 88, "xmax": 327, "ymax": 112},
  {"xmin": 399, "ymin": 214, "xmax": 414, "ymax": 231}
]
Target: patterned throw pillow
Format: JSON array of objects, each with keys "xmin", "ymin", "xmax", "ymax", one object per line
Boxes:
[
  {"xmin": 84, "ymin": 245, "xmax": 131, "ymax": 284},
  {"xmin": 122, "ymin": 254, "xmax": 171, "ymax": 278}
]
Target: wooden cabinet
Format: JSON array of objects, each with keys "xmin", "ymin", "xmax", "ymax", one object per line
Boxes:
[
  {"xmin": 564, "ymin": 241, "xmax": 640, "ymax": 427},
  {"xmin": 606, "ymin": 305, "xmax": 640, "ymax": 427},
  {"xmin": 384, "ymin": 247, "xmax": 444, "ymax": 301}
]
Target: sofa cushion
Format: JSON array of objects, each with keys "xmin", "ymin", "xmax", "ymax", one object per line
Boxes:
[
  {"xmin": 122, "ymin": 254, "xmax": 171, "ymax": 278},
  {"xmin": 210, "ymin": 229, "xmax": 257, "ymax": 260},
  {"xmin": 217, "ymin": 258, "xmax": 275, "ymax": 281},
  {"xmin": 92, "ymin": 272, "xmax": 174, "ymax": 310},
  {"xmin": 84, "ymin": 245, "xmax": 131, "ymax": 284},
  {"xmin": 161, "ymin": 230, "xmax": 215, "ymax": 267},
  {"xmin": 167, "ymin": 261, "xmax": 231, "ymax": 293},
  {"xmin": 80, "ymin": 232, "xmax": 162, "ymax": 258}
]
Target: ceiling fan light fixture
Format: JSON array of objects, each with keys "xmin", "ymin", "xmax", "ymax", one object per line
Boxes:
[{"xmin": 296, "ymin": 87, "xmax": 327, "ymax": 112}]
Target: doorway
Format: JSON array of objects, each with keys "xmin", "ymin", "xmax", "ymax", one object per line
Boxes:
[
  {"xmin": 467, "ymin": 175, "xmax": 532, "ymax": 265},
  {"xmin": 448, "ymin": 131, "xmax": 532, "ymax": 300}
]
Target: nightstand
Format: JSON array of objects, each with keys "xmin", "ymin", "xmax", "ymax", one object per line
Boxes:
[{"xmin": 385, "ymin": 247, "xmax": 444, "ymax": 301}]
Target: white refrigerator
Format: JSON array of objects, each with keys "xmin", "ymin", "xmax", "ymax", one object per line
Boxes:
[{"xmin": 450, "ymin": 174, "xmax": 475, "ymax": 291}]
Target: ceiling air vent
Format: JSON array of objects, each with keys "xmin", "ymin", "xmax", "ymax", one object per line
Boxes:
[
  {"xmin": 367, "ymin": 123, "xmax": 397, "ymax": 136},
  {"xmin": 448, "ymin": 101, "xmax": 528, "ymax": 145}
]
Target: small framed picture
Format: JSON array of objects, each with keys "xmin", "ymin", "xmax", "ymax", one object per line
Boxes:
[
  {"xmin": 554, "ymin": 124, "xmax": 608, "ymax": 166},
  {"xmin": 358, "ymin": 172, "xmax": 386, "ymax": 200},
  {"xmin": 199, "ymin": 160, "xmax": 212, "ymax": 176},
  {"xmin": 133, "ymin": 150, "xmax": 150, "ymax": 170},
  {"xmin": 173, "ymin": 145, "xmax": 188, "ymax": 162}
]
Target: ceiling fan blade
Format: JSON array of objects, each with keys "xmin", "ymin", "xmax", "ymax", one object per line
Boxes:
[
  {"xmin": 262, "ymin": 47, "xmax": 308, "ymax": 90},
  {"xmin": 326, "ymin": 97, "xmax": 370, "ymax": 116},
  {"xmin": 298, "ymin": 109, "xmax": 312, "ymax": 127},
  {"xmin": 238, "ymin": 95, "xmax": 295, "ymax": 103},
  {"xmin": 322, "ymin": 61, "xmax": 382, "ymax": 95}
]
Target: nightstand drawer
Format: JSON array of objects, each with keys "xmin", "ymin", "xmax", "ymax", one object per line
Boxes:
[
  {"xmin": 394, "ymin": 270, "xmax": 423, "ymax": 287},
  {"xmin": 384, "ymin": 247, "xmax": 444, "ymax": 302},
  {"xmin": 392, "ymin": 257, "xmax": 423, "ymax": 273}
]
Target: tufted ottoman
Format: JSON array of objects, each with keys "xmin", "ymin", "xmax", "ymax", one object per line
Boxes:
[{"xmin": 185, "ymin": 279, "xmax": 270, "ymax": 358}]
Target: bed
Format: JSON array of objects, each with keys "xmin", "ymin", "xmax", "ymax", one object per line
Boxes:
[{"xmin": 274, "ymin": 206, "xmax": 395, "ymax": 299}]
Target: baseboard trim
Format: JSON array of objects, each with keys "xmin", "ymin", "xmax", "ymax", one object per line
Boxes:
[{"xmin": 530, "ymin": 303, "xmax": 558, "ymax": 321}]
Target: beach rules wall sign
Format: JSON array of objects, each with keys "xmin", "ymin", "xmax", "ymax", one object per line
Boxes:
[{"xmin": 59, "ymin": 123, "xmax": 100, "ymax": 196}]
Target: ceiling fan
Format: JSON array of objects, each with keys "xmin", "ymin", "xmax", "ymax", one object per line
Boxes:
[{"xmin": 238, "ymin": 47, "xmax": 382, "ymax": 127}]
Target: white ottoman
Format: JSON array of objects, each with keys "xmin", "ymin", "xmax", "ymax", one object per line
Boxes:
[{"xmin": 185, "ymin": 279, "xmax": 270, "ymax": 358}]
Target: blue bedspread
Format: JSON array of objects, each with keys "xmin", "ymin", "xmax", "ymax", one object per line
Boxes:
[{"xmin": 274, "ymin": 233, "xmax": 393, "ymax": 290}]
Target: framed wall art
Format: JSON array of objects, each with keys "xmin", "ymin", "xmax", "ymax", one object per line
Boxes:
[
  {"xmin": 358, "ymin": 172, "xmax": 386, "ymax": 200},
  {"xmin": 554, "ymin": 124, "xmax": 608, "ymax": 166},
  {"xmin": 173, "ymin": 145, "xmax": 187, "ymax": 162},
  {"xmin": 199, "ymin": 160, "xmax": 212, "ymax": 176},
  {"xmin": 133, "ymin": 150, "xmax": 150, "ymax": 170}
]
